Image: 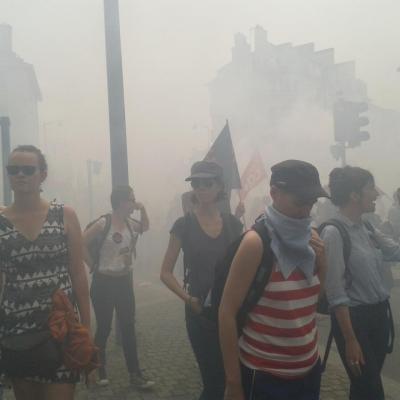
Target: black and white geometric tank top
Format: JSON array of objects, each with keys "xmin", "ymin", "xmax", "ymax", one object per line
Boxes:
[{"xmin": 0, "ymin": 201, "xmax": 74, "ymax": 338}]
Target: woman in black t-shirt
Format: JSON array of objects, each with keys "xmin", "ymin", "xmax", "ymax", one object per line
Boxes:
[{"xmin": 161, "ymin": 161, "xmax": 244, "ymax": 400}]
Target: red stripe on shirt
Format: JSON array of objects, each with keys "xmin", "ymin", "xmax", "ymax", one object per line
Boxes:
[
  {"xmin": 252, "ymin": 303, "xmax": 317, "ymax": 320},
  {"xmin": 242, "ymin": 333, "xmax": 318, "ymax": 356},
  {"xmin": 241, "ymin": 347, "xmax": 319, "ymax": 371},
  {"xmin": 247, "ymin": 317, "xmax": 316, "ymax": 338},
  {"xmin": 263, "ymin": 284, "xmax": 320, "ymax": 301}
]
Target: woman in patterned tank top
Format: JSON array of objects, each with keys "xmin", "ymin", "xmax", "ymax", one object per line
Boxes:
[{"xmin": 0, "ymin": 146, "xmax": 91, "ymax": 400}]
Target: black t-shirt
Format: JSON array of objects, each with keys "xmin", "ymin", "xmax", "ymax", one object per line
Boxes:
[{"xmin": 170, "ymin": 213, "xmax": 243, "ymax": 300}]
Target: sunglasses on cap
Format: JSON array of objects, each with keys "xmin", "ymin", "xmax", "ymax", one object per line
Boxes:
[
  {"xmin": 6, "ymin": 165, "xmax": 38, "ymax": 176},
  {"xmin": 190, "ymin": 178, "xmax": 216, "ymax": 189}
]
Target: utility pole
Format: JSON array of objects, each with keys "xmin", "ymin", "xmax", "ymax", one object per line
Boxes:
[
  {"xmin": 87, "ymin": 160, "xmax": 94, "ymax": 221},
  {"xmin": 103, "ymin": 0, "xmax": 129, "ymax": 187},
  {"xmin": 0, "ymin": 117, "xmax": 12, "ymax": 205},
  {"xmin": 330, "ymin": 142, "xmax": 347, "ymax": 167}
]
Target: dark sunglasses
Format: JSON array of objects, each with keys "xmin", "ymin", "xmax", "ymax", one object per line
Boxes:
[
  {"xmin": 6, "ymin": 165, "xmax": 38, "ymax": 176},
  {"xmin": 294, "ymin": 197, "xmax": 318, "ymax": 207},
  {"xmin": 190, "ymin": 178, "xmax": 216, "ymax": 189}
]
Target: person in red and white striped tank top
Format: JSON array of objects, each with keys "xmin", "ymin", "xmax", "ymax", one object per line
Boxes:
[
  {"xmin": 219, "ymin": 160, "xmax": 328, "ymax": 400},
  {"xmin": 239, "ymin": 264, "xmax": 321, "ymax": 379}
]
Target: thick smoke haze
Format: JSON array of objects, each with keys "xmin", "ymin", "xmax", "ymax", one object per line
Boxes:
[
  {"xmin": 1, "ymin": 0, "xmax": 400, "ymax": 395},
  {"xmin": 1, "ymin": 0, "xmax": 400, "ymax": 223}
]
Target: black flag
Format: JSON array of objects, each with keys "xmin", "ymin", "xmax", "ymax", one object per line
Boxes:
[{"xmin": 204, "ymin": 121, "xmax": 241, "ymax": 191}]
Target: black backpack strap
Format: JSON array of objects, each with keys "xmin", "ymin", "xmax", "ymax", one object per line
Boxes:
[
  {"xmin": 387, "ymin": 301, "xmax": 395, "ymax": 354},
  {"xmin": 363, "ymin": 220, "xmax": 375, "ymax": 233},
  {"xmin": 241, "ymin": 220, "xmax": 274, "ymax": 313},
  {"xmin": 363, "ymin": 220, "xmax": 383, "ymax": 246},
  {"xmin": 322, "ymin": 329, "xmax": 334, "ymax": 371},
  {"xmin": 92, "ymin": 214, "xmax": 112, "ymax": 274},
  {"xmin": 252, "ymin": 219, "xmax": 270, "ymax": 241},
  {"xmin": 318, "ymin": 219, "xmax": 351, "ymax": 265},
  {"xmin": 318, "ymin": 218, "xmax": 352, "ymax": 372}
]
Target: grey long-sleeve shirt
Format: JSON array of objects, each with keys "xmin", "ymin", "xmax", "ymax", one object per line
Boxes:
[{"xmin": 320, "ymin": 213, "xmax": 400, "ymax": 308}]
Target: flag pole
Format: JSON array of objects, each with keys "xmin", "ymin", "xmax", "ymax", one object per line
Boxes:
[
  {"xmin": 242, "ymin": 212, "xmax": 248, "ymax": 230},
  {"xmin": 238, "ymin": 189, "xmax": 248, "ymax": 230}
]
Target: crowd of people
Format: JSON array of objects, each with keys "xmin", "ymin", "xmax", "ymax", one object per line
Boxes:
[{"xmin": 0, "ymin": 144, "xmax": 398, "ymax": 400}]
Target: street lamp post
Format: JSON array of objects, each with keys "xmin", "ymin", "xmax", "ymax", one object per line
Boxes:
[
  {"xmin": 103, "ymin": 0, "xmax": 129, "ymax": 187},
  {"xmin": 87, "ymin": 159, "xmax": 102, "ymax": 221},
  {"xmin": 87, "ymin": 160, "xmax": 94, "ymax": 221}
]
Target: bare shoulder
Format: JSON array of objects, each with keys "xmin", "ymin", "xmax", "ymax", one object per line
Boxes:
[
  {"xmin": 223, "ymin": 229, "xmax": 265, "ymax": 300},
  {"xmin": 62, "ymin": 206, "xmax": 82, "ymax": 236},
  {"xmin": 239, "ymin": 230, "xmax": 263, "ymax": 253},
  {"xmin": 63, "ymin": 205, "xmax": 79, "ymax": 221}
]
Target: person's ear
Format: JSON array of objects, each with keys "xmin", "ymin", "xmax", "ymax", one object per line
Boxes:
[
  {"xmin": 270, "ymin": 186, "xmax": 278, "ymax": 202},
  {"xmin": 40, "ymin": 170, "xmax": 48, "ymax": 184},
  {"xmin": 350, "ymin": 191, "xmax": 361, "ymax": 203}
]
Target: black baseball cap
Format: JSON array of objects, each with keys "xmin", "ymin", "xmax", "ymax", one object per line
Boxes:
[
  {"xmin": 185, "ymin": 161, "xmax": 223, "ymax": 181},
  {"xmin": 270, "ymin": 160, "xmax": 329, "ymax": 201}
]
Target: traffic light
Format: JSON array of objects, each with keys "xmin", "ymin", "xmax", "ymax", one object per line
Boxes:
[
  {"xmin": 333, "ymin": 100, "xmax": 370, "ymax": 147},
  {"xmin": 330, "ymin": 144, "xmax": 343, "ymax": 161}
]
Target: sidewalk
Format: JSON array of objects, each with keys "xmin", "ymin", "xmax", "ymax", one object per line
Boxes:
[{"xmin": 3, "ymin": 279, "xmax": 399, "ymax": 399}]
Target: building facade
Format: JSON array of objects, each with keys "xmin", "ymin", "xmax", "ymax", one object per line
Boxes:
[
  {"xmin": 0, "ymin": 24, "xmax": 41, "ymax": 148},
  {"xmin": 209, "ymin": 26, "xmax": 400, "ymax": 193}
]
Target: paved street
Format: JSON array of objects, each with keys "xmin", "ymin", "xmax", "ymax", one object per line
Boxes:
[{"xmin": 3, "ymin": 276, "xmax": 400, "ymax": 399}]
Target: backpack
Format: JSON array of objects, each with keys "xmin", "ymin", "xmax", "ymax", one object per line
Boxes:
[
  {"xmin": 317, "ymin": 219, "xmax": 351, "ymax": 315},
  {"xmin": 317, "ymin": 219, "xmax": 376, "ymax": 314},
  {"xmin": 84, "ymin": 214, "xmax": 137, "ymax": 273},
  {"xmin": 202, "ymin": 219, "xmax": 274, "ymax": 334}
]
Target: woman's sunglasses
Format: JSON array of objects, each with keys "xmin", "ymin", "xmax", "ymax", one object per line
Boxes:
[
  {"xmin": 190, "ymin": 178, "xmax": 216, "ymax": 189},
  {"xmin": 6, "ymin": 165, "xmax": 38, "ymax": 176}
]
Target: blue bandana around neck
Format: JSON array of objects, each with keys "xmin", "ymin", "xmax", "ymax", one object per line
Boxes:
[{"xmin": 264, "ymin": 205, "xmax": 316, "ymax": 282}]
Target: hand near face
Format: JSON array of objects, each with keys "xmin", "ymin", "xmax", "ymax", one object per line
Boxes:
[
  {"xmin": 132, "ymin": 201, "xmax": 144, "ymax": 211},
  {"xmin": 310, "ymin": 229, "xmax": 326, "ymax": 268},
  {"xmin": 234, "ymin": 202, "xmax": 245, "ymax": 219}
]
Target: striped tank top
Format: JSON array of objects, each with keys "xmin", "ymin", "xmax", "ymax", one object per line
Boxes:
[{"xmin": 239, "ymin": 264, "xmax": 320, "ymax": 379}]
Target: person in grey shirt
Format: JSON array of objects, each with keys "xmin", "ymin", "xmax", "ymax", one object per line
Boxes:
[{"xmin": 321, "ymin": 166, "xmax": 399, "ymax": 400}]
